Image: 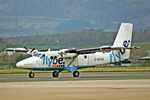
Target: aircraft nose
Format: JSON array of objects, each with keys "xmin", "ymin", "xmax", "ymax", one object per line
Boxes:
[
  {"xmin": 16, "ymin": 57, "xmax": 40, "ymax": 68},
  {"xmin": 16, "ymin": 61, "xmax": 24, "ymax": 68}
]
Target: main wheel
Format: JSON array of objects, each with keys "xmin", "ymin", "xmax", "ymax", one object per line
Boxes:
[
  {"xmin": 29, "ymin": 71, "xmax": 35, "ymax": 78},
  {"xmin": 52, "ymin": 71, "xmax": 59, "ymax": 77},
  {"xmin": 73, "ymin": 71, "xmax": 79, "ymax": 77}
]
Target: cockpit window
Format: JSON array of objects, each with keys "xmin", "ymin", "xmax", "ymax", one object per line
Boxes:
[{"xmin": 34, "ymin": 53, "xmax": 42, "ymax": 57}]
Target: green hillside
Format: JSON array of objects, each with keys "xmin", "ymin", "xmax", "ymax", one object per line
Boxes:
[{"xmin": 2, "ymin": 30, "xmax": 150, "ymax": 50}]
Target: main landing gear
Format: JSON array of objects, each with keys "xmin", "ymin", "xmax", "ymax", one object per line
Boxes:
[
  {"xmin": 73, "ymin": 71, "xmax": 79, "ymax": 77},
  {"xmin": 29, "ymin": 71, "xmax": 35, "ymax": 78},
  {"xmin": 52, "ymin": 70, "xmax": 80, "ymax": 77},
  {"xmin": 52, "ymin": 71, "xmax": 59, "ymax": 77}
]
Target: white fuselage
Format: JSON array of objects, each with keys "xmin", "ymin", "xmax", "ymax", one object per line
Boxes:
[{"xmin": 16, "ymin": 50, "xmax": 124, "ymax": 68}]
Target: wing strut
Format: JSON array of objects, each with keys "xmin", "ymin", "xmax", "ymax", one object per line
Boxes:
[{"xmin": 67, "ymin": 55, "xmax": 78, "ymax": 67}]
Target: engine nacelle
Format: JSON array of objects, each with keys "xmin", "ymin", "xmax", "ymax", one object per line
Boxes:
[
  {"xmin": 61, "ymin": 53, "xmax": 77, "ymax": 58},
  {"xmin": 58, "ymin": 49, "xmax": 77, "ymax": 58}
]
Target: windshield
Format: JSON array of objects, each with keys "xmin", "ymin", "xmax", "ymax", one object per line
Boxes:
[{"xmin": 34, "ymin": 53, "xmax": 42, "ymax": 57}]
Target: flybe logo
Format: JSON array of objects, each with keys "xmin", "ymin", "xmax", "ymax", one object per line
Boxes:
[
  {"xmin": 43, "ymin": 56, "xmax": 65, "ymax": 67},
  {"xmin": 109, "ymin": 51, "xmax": 121, "ymax": 63},
  {"xmin": 109, "ymin": 40, "xmax": 130, "ymax": 63},
  {"xmin": 123, "ymin": 40, "xmax": 130, "ymax": 48}
]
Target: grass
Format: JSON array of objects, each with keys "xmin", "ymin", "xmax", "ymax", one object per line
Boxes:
[
  {"xmin": 0, "ymin": 67, "xmax": 150, "ymax": 74},
  {"xmin": 133, "ymin": 42, "xmax": 150, "ymax": 48},
  {"xmin": 0, "ymin": 64, "xmax": 10, "ymax": 69}
]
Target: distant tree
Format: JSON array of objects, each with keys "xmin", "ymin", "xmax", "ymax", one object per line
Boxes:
[
  {"xmin": 15, "ymin": 54, "xmax": 27, "ymax": 64},
  {"xmin": 0, "ymin": 38, "xmax": 5, "ymax": 46}
]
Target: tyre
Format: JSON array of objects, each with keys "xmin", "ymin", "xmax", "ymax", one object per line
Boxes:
[
  {"xmin": 73, "ymin": 71, "xmax": 79, "ymax": 77},
  {"xmin": 29, "ymin": 71, "xmax": 35, "ymax": 78},
  {"xmin": 52, "ymin": 71, "xmax": 59, "ymax": 77}
]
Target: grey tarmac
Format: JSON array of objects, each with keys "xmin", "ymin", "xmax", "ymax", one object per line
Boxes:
[
  {"xmin": 0, "ymin": 72, "xmax": 150, "ymax": 100},
  {"xmin": 0, "ymin": 72, "xmax": 150, "ymax": 82}
]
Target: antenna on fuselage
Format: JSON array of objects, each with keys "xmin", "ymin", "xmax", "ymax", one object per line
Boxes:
[{"xmin": 48, "ymin": 48, "xmax": 51, "ymax": 52}]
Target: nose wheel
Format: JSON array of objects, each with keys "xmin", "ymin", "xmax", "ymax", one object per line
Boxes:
[
  {"xmin": 73, "ymin": 71, "xmax": 79, "ymax": 77},
  {"xmin": 29, "ymin": 71, "xmax": 35, "ymax": 78},
  {"xmin": 52, "ymin": 71, "xmax": 59, "ymax": 77}
]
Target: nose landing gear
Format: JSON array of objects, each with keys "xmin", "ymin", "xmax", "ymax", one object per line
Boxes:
[{"xmin": 29, "ymin": 71, "xmax": 35, "ymax": 78}]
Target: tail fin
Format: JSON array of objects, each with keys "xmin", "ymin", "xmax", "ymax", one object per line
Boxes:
[
  {"xmin": 113, "ymin": 22, "xmax": 133, "ymax": 47},
  {"xmin": 113, "ymin": 22, "xmax": 133, "ymax": 60}
]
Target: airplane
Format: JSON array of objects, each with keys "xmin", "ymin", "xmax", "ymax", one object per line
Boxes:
[{"xmin": 15, "ymin": 22, "xmax": 139, "ymax": 78}]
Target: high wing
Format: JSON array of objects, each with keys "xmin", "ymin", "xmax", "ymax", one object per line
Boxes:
[
  {"xmin": 65, "ymin": 46, "xmax": 140, "ymax": 54},
  {"xmin": 5, "ymin": 47, "xmax": 49, "ymax": 55},
  {"xmin": 5, "ymin": 48, "xmax": 28, "ymax": 52}
]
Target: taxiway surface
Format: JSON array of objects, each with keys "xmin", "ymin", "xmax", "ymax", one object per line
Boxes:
[
  {"xmin": 0, "ymin": 72, "xmax": 150, "ymax": 82},
  {"xmin": 0, "ymin": 72, "xmax": 150, "ymax": 100}
]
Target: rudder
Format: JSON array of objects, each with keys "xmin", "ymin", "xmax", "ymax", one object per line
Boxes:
[{"xmin": 113, "ymin": 22, "xmax": 133, "ymax": 60}]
